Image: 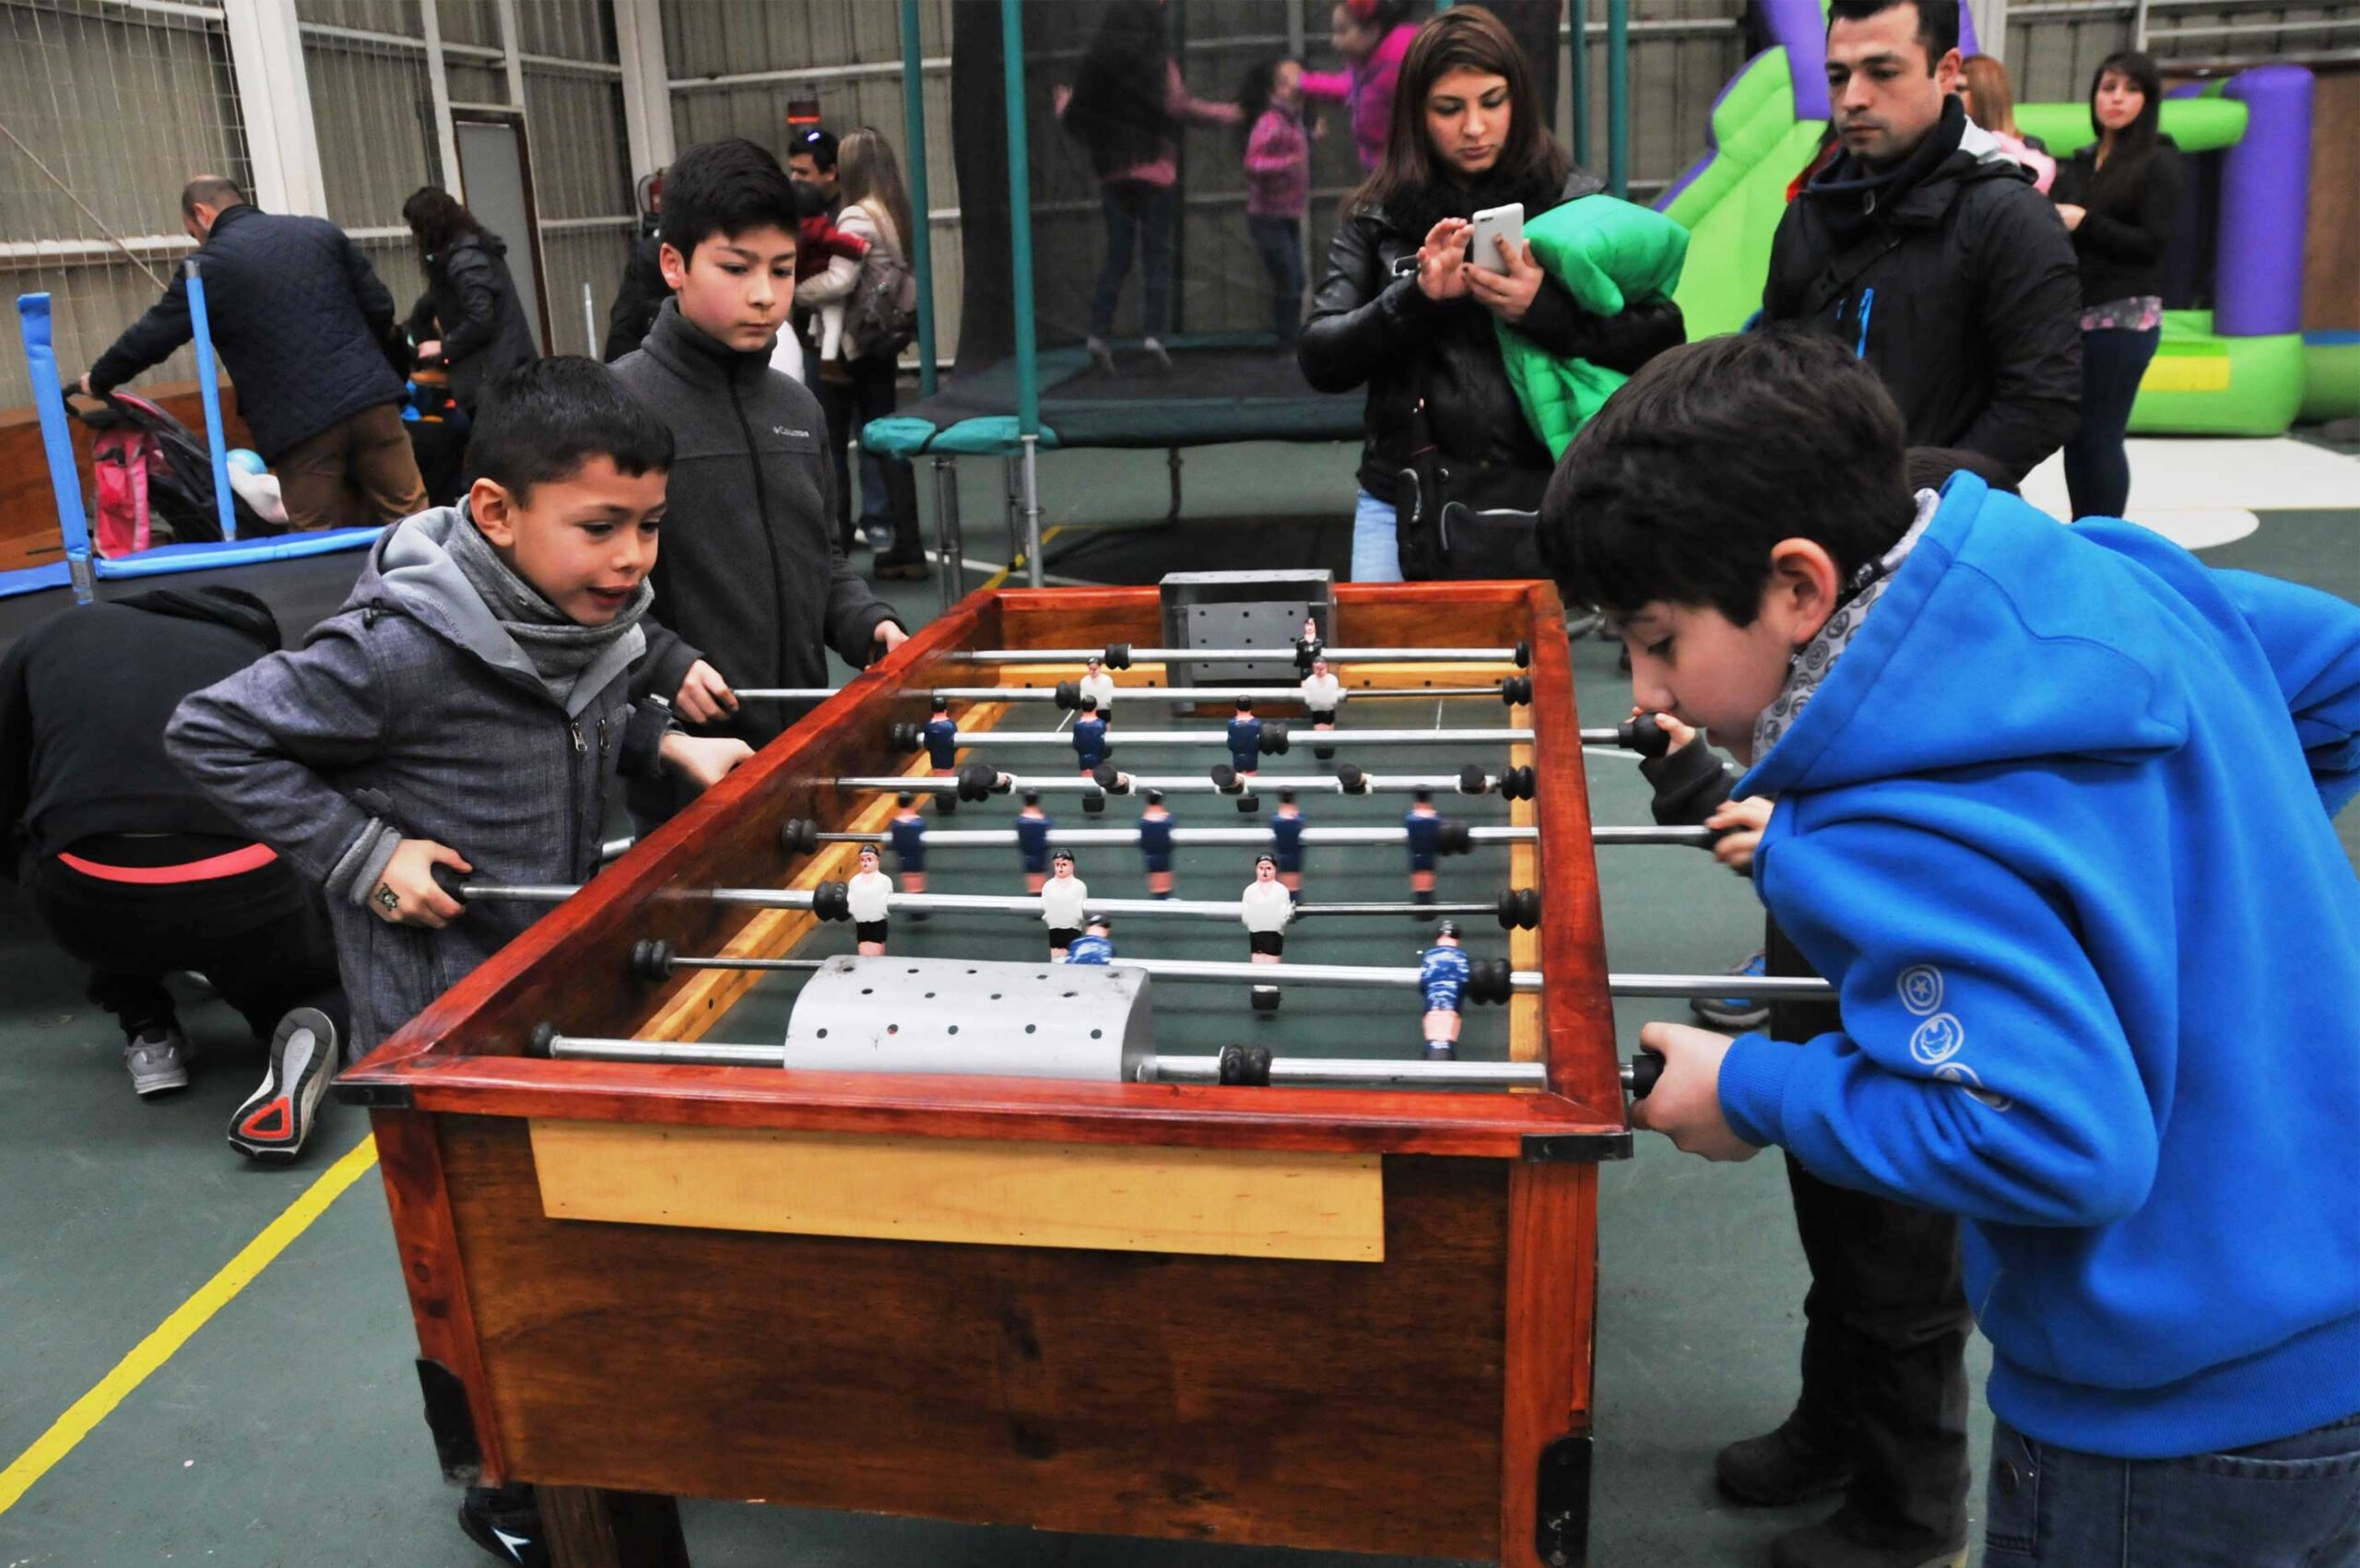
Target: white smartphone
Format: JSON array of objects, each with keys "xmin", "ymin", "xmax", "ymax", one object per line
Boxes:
[{"xmin": 1468, "ymin": 202, "xmax": 1526, "ymax": 271}]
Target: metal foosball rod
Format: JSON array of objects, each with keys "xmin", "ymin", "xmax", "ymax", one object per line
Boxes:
[
  {"xmin": 795, "ymin": 823, "xmax": 1715, "ymax": 849},
  {"xmin": 430, "ymin": 868, "xmax": 1548, "ymax": 927},
  {"xmin": 626, "ymin": 942, "xmax": 1838, "ymax": 1004},
  {"xmin": 528, "ymin": 1025, "xmax": 1551, "ymax": 1090},
  {"xmin": 824, "ymin": 763, "xmax": 1540, "ymax": 802},
  {"xmin": 959, "ymin": 641, "xmax": 1534, "ymax": 668},
  {"xmin": 733, "ymin": 681, "xmax": 1540, "ymax": 707},
  {"xmin": 915, "ymin": 725, "xmax": 1537, "ymax": 749}
]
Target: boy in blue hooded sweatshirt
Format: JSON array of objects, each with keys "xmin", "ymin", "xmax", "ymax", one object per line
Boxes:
[{"xmin": 1540, "ymin": 326, "xmax": 2360, "ymax": 1567}]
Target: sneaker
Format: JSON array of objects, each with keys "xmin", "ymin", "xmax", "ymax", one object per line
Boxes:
[
  {"xmin": 1770, "ymin": 1512, "xmax": 1966, "ymax": 1568},
  {"xmin": 1716, "ymin": 1416, "xmax": 1853, "ymax": 1507},
  {"xmin": 227, "ymin": 1008, "xmax": 338, "ymax": 1162},
  {"xmin": 1692, "ymin": 949, "xmax": 1771, "ymax": 1032},
  {"xmin": 457, "ymin": 1482, "xmax": 546, "ymax": 1567},
  {"xmin": 863, "ymin": 521, "xmax": 893, "ymax": 554},
  {"xmin": 873, "ymin": 552, "xmax": 929, "ymax": 582},
  {"xmin": 1141, "ymin": 336, "xmax": 1173, "ymax": 373},
  {"xmin": 1086, "ymin": 336, "xmax": 1115, "ymax": 374},
  {"xmin": 124, "ymin": 1026, "xmax": 191, "ymax": 1097}
]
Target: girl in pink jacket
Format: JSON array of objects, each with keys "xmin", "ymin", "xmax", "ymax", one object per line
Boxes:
[{"xmin": 1299, "ymin": 0, "xmax": 1419, "ymax": 173}]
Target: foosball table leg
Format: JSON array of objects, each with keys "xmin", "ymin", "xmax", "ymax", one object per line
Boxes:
[{"xmin": 541, "ymin": 1485, "xmax": 690, "ymax": 1568}]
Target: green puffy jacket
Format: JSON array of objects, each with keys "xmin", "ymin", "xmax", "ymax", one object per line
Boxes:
[{"xmin": 1495, "ymin": 195, "xmax": 1690, "ymax": 457}]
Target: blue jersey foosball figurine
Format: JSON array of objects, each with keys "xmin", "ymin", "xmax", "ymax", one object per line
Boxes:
[
  {"xmin": 1419, "ymin": 922, "xmax": 1472, "ymax": 1060},
  {"xmin": 1065, "ymin": 917, "xmax": 1115, "ymax": 965}
]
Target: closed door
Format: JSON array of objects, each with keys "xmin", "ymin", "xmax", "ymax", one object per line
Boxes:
[{"xmin": 454, "ymin": 117, "xmax": 548, "ymax": 353}]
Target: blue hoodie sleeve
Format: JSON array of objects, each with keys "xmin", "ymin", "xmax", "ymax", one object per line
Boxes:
[
  {"xmin": 2213, "ymin": 568, "xmax": 2360, "ymax": 817},
  {"xmin": 1717, "ymin": 818, "xmax": 2160, "ymax": 1229}
]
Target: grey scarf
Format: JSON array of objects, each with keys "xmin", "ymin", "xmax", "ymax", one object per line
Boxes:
[
  {"xmin": 443, "ymin": 513, "xmax": 652, "ymax": 703},
  {"xmin": 1752, "ymin": 489, "xmax": 1941, "ymax": 760}
]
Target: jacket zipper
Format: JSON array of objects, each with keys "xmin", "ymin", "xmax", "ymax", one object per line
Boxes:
[{"xmin": 727, "ymin": 379, "xmax": 790, "ymax": 693}]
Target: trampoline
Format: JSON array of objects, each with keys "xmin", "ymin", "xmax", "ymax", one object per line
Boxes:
[{"xmin": 865, "ymin": 0, "xmax": 1599, "ymax": 595}]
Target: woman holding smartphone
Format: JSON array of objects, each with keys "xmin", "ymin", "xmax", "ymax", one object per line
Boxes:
[{"xmin": 1298, "ymin": 6, "xmax": 1682, "ymax": 582}]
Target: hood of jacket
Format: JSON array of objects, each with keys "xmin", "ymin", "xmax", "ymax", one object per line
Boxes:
[
  {"xmin": 349, "ymin": 505, "xmax": 644, "ymax": 718},
  {"xmin": 1740, "ymin": 475, "xmax": 2195, "ymax": 801}
]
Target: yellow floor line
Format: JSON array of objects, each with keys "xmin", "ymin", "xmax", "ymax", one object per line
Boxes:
[
  {"xmin": 0, "ymin": 1132, "xmax": 381, "ymax": 1516},
  {"xmin": 977, "ymin": 525, "xmax": 1066, "ymax": 592}
]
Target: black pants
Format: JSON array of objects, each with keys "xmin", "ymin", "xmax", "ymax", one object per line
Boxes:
[
  {"xmin": 816, "ymin": 355, "xmax": 920, "ymax": 561},
  {"xmin": 1247, "ymin": 216, "xmax": 1305, "ymax": 345},
  {"xmin": 2062, "ymin": 324, "xmax": 2159, "ymax": 521},
  {"xmin": 1769, "ymin": 916, "xmax": 1971, "ymax": 1548},
  {"xmin": 26, "ymin": 841, "xmax": 345, "ymax": 1045}
]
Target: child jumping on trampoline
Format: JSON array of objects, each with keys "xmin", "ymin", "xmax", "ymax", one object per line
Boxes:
[
  {"xmin": 1057, "ymin": 0, "xmax": 1241, "ymax": 374},
  {"xmin": 1239, "ymin": 58, "xmax": 1313, "ymax": 347}
]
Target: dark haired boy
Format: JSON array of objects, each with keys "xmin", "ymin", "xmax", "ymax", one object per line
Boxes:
[
  {"xmin": 168, "ymin": 358, "xmax": 750, "ymax": 1059},
  {"xmin": 612, "ymin": 137, "xmax": 905, "ymax": 823},
  {"xmin": 1543, "ymin": 327, "xmax": 2360, "ymax": 1566},
  {"xmin": 1763, "ymin": 0, "xmax": 2080, "ymax": 489}
]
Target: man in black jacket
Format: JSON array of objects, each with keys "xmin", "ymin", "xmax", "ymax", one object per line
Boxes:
[
  {"xmin": 1762, "ymin": 0, "xmax": 2081, "ymax": 489},
  {"xmin": 0, "ymin": 588, "xmax": 343, "ymax": 1158},
  {"xmin": 81, "ymin": 176, "xmax": 426, "ymax": 531}
]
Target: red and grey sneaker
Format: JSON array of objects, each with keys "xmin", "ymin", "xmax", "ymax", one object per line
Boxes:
[{"xmin": 227, "ymin": 1008, "xmax": 338, "ymax": 1162}]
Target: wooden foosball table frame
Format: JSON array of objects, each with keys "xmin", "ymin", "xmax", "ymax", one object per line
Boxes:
[{"xmin": 338, "ymin": 581, "xmax": 1636, "ymax": 1568}]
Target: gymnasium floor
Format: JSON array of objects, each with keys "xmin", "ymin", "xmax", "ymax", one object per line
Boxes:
[{"xmin": 2, "ymin": 436, "xmax": 2354, "ymax": 1567}]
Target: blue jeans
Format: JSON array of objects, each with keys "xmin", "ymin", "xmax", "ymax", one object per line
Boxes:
[
  {"xmin": 1091, "ymin": 181, "xmax": 1175, "ymax": 340},
  {"xmin": 1247, "ymin": 215, "xmax": 1304, "ymax": 344},
  {"xmin": 1983, "ymin": 1411, "xmax": 2360, "ymax": 1567},
  {"xmin": 1351, "ymin": 488, "xmax": 1403, "ymax": 583},
  {"xmin": 2061, "ymin": 324, "xmax": 2159, "ymax": 520}
]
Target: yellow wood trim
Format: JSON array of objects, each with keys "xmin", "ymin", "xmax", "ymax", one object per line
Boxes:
[
  {"xmin": 1508, "ymin": 735, "xmax": 1540, "ymax": 1067},
  {"xmin": 528, "ymin": 1120, "xmax": 1386, "ymax": 1262},
  {"xmin": 643, "ymin": 701, "xmax": 1009, "ymax": 1044}
]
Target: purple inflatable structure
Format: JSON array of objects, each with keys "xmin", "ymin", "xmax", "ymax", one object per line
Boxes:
[
  {"xmin": 1750, "ymin": 0, "xmax": 1978, "ymax": 123},
  {"xmin": 2215, "ymin": 65, "xmax": 2312, "ymax": 338}
]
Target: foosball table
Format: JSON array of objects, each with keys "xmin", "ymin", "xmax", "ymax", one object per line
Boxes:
[{"xmin": 340, "ymin": 577, "xmax": 1775, "ymax": 1568}]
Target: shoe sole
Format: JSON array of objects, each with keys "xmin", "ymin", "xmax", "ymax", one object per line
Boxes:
[
  {"xmin": 131, "ymin": 1069, "xmax": 191, "ymax": 1097},
  {"xmin": 228, "ymin": 1009, "xmax": 336, "ymax": 1162},
  {"xmin": 1715, "ymin": 1468, "xmax": 1855, "ymax": 1507}
]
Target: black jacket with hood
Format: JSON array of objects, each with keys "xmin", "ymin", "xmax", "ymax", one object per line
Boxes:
[
  {"xmin": 1298, "ymin": 167, "xmax": 1687, "ymax": 510},
  {"xmin": 1763, "ymin": 96, "xmax": 2083, "ymax": 487},
  {"xmin": 407, "ymin": 230, "xmax": 540, "ymax": 413}
]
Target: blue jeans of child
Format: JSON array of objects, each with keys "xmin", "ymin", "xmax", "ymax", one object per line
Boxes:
[
  {"xmin": 1091, "ymin": 180, "xmax": 1175, "ymax": 341},
  {"xmin": 1247, "ymin": 215, "xmax": 1304, "ymax": 344},
  {"xmin": 1351, "ymin": 488, "xmax": 1403, "ymax": 583},
  {"xmin": 1982, "ymin": 1410, "xmax": 2360, "ymax": 1567},
  {"xmin": 2061, "ymin": 324, "xmax": 2159, "ymax": 520}
]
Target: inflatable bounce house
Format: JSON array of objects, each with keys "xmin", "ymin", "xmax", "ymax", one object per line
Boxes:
[{"xmin": 1658, "ymin": 0, "xmax": 2351, "ymax": 435}]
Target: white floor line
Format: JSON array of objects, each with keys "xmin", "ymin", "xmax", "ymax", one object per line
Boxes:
[{"xmin": 2019, "ymin": 438, "xmax": 2360, "ymax": 551}]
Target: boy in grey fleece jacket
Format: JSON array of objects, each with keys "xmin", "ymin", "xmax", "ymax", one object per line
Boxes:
[{"xmin": 167, "ymin": 359, "xmax": 750, "ymax": 1056}]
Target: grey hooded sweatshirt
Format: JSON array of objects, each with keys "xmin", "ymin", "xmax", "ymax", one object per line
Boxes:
[{"xmin": 166, "ymin": 506, "xmax": 661, "ymax": 1055}]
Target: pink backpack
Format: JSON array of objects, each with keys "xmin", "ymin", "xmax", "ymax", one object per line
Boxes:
[{"xmin": 88, "ymin": 417, "xmax": 158, "ymax": 556}]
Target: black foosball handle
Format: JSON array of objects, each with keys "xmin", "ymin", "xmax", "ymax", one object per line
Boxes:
[
  {"xmin": 1621, "ymin": 1048, "xmax": 1665, "ymax": 1101},
  {"xmin": 431, "ymin": 863, "xmax": 468, "ymax": 905}
]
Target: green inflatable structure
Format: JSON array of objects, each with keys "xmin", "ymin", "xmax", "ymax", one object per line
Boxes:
[{"xmin": 1655, "ymin": 14, "xmax": 2328, "ymax": 436}]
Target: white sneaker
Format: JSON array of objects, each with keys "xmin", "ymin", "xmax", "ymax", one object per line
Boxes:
[
  {"xmin": 227, "ymin": 1008, "xmax": 338, "ymax": 1162},
  {"xmin": 124, "ymin": 1027, "xmax": 192, "ymax": 1096},
  {"xmin": 1141, "ymin": 336, "xmax": 1173, "ymax": 372},
  {"xmin": 1086, "ymin": 336, "xmax": 1115, "ymax": 374}
]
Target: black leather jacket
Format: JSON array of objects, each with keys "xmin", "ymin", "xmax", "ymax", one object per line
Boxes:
[{"xmin": 1299, "ymin": 175, "xmax": 1686, "ymax": 502}]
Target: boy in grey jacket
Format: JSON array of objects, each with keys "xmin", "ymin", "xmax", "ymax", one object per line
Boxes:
[
  {"xmin": 168, "ymin": 358, "xmax": 750, "ymax": 1061},
  {"xmin": 611, "ymin": 137, "xmax": 908, "ymax": 824}
]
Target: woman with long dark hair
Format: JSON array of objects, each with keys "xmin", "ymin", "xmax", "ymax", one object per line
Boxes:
[
  {"xmin": 1058, "ymin": 0, "xmax": 1241, "ymax": 373},
  {"xmin": 2051, "ymin": 51, "xmax": 2181, "ymax": 520},
  {"xmin": 1298, "ymin": 6, "xmax": 1682, "ymax": 581},
  {"xmin": 796, "ymin": 126, "xmax": 926, "ymax": 578},
  {"xmin": 400, "ymin": 187, "xmax": 538, "ymax": 416}
]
